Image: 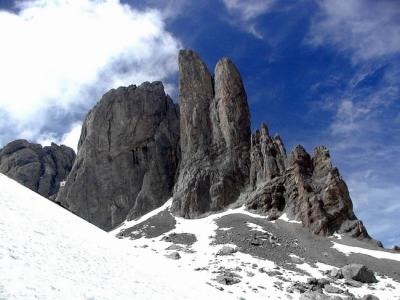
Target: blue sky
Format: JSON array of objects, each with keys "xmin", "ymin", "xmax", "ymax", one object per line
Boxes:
[{"xmin": 0, "ymin": 0, "xmax": 399, "ymax": 247}]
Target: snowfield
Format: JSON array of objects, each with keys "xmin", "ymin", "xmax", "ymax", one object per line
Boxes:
[
  {"xmin": 1, "ymin": 173, "xmax": 400, "ymax": 300},
  {"xmin": 0, "ymin": 174, "xmax": 233, "ymax": 299}
]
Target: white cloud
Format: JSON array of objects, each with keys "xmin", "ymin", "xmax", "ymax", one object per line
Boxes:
[
  {"xmin": 222, "ymin": 0, "xmax": 275, "ymax": 38},
  {"xmin": 308, "ymin": 0, "xmax": 400, "ymax": 62},
  {"xmin": 0, "ymin": 0, "xmax": 181, "ymax": 147},
  {"xmin": 60, "ymin": 122, "xmax": 82, "ymax": 152},
  {"xmin": 37, "ymin": 122, "xmax": 81, "ymax": 152}
]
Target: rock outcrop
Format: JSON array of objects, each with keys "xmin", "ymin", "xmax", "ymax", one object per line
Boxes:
[
  {"xmin": 0, "ymin": 139, "xmax": 75, "ymax": 200},
  {"xmin": 246, "ymin": 123, "xmax": 373, "ymax": 241},
  {"xmin": 172, "ymin": 49, "xmax": 251, "ymax": 217},
  {"xmin": 56, "ymin": 82, "xmax": 180, "ymax": 231},
  {"xmin": 29, "ymin": 48, "xmax": 376, "ymax": 244}
]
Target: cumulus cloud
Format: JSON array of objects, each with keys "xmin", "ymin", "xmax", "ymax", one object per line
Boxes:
[
  {"xmin": 308, "ymin": 0, "xmax": 400, "ymax": 62},
  {"xmin": 0, "ymin": 0, "xmax": 181, "ymax": 148},
  {"xmin": 222, "ymin": 0, "xmax": 275, "ymax": 38},
  {"xmin": 38, "ymin": 122, "xmax": 82, "ymax": 152}
]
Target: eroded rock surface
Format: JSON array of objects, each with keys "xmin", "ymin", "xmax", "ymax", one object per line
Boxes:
[
  {"xmin": 0, "ymin": 139, "xmax": 75, "ymax": 200},
  {"xmin": 56, "ymin": 82, "xmax": 180, "ymax": 230},
  {"xmin": 246, "ymin": 123, "xmax": 375, "ymax": 242},
  {"xmin": 172, "ymin": 50, "xmax": 251, "ymax": 217}
]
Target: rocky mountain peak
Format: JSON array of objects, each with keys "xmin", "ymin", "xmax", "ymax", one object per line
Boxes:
[
  {"xmin": 0, "ymin": 139, "xmax": 75, "ymax": 200},
  {"xmin": 172, "ymin": 49, "xmax": 251, "ymax": 218},
  {"xmin": 1, "ymin": 49, "xmax": 380, "ymax": 246},
  {"xmin": 56, "ymin": 81, "xmax": 180, "ymax": 231}
]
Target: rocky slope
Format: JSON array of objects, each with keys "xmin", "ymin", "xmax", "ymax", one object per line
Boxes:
[
  {"xmin": 56, "ymin": 81, "xmax": 180, "ymax": 231},
  {"xmin": 114, "ymin": 197, "xmax": 400, "ymax": 300},
  {"xmin": 0, "ymin": 139, "xmax": 75, "ymax": 200}
]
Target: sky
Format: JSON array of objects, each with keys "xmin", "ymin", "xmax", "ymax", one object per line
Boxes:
[{"xmin": 0, "ymin": 0, "xmax": 399, "ymax": 247}]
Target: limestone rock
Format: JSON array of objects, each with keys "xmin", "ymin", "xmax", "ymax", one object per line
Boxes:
[
  {"xmin": 56, "ymin": 82, "xmax": 180, "ymax": 231},
  {"xmin": 165, "ymin": 251, "xmax": 181, "ymax": 260},
  {"xmin": 217, "ymin": 245, "xmax": 237, "ymax": 256},
  {"xmin": 172, "ymin": 49, "xmax": 251, "ymax": 217},
  {"xmin": 0, "ymin": 139, "xmax": 75, "ymax": 200},
  {"xmin": 246, "ymin": 127, "xmax": 375, "ymax": 241},
  {"xmin": 249, "ymin": 123, "xmax": 286, "ymax": 188}
]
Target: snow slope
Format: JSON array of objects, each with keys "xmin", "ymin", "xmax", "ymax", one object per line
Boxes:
[
  {"xmin": 0, "ymin": 174, "xmax": 234, "ymax": 300},
  {"xmin": 1, "ymin": 173, "xmax": 399, "ymax": 300}
]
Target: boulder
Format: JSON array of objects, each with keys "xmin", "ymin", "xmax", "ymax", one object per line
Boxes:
[
  {"xmin": 324, "ymin": 284, "xmax": 344, "ymax": 294},
  {"xmin": 56, "ymin": 82, "xmax": 180, "ymax": 230},
  {"xmin": 217, "ymin": 245, "xmax": 237, "ymax": 256},
  {"xmin": 215, "ymin": 272, "xmax": 241, "ymax": 285},
  {"xmin": 165, "ymin": 251, "xmax": 181, "ymax": 260},
  {"xmin": 0, "ymin": 139, "xmax": 75, "ymax": 200},
  {"xmin": 341, "ymin": 264, "xmax": 377, "ymax": 283}
]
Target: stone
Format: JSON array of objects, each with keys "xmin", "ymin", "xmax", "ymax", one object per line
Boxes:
[
  {"xmin": 324, "ymin": 284, "xmax": 344, "ymax": 294},
  {"xmin": 56, "ymin": 81, "xmax": 180, "ymax": 230},
  {"xmin": 344, "ymin": 279, "xmax": 363, "ymax": 288},
  {"xmin": 165, "ymin": 251, "xmax": 181, "ymax": 260},
  {"xmin": 341, "ymin": 264, "xmax": 378, "ymax": 283},
  {"xmin": 300, "ymin": 292, "xmax": 343, "ymax": 300},
  {"xmin": 0, "ymin": 139, "xmax": 75, "ymax": 200},
  {"xmin": 215, "ymin": 273, "xmax": 241, "ymax": 285},
  {"xmin": 361, "ymin": 295, "xmax": 379, "ymax": 300},
  {"xmin": 329, "ymin": 268, "xmax": 343, "ymax": 279},
  {"xmin": 217, "ymin": 245, "xmax": 237, "ymax": 256},
  {"xmin": 172, "ymin": 49, "xmax": 251, "ymax": 217}
]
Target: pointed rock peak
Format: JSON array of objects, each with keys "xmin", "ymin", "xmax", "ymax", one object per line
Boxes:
[
  {"xmin": 261, "ymin": 122, "xmax": 269, "ymax": 137},
  {"xmin": 288, "ymin": 145, "xmax": 311, "ymax": 166},
  {"xmin": 291, "ymin": 145, "xmax": 309, "ymax": 157},
  {"xmin": 177, "ymin": 49, "xmax": 214, "ymax": 161},
  {"xmin": 213, "ymin": 55, "xmax": 250, "ymax": 150},
  {"xmin": 214, "ymin": 57, "xmax": 245, "ymax": 95},
  {"xmin": 178, "ymin": 49, "xmax": 211, "ymax": 80},
  {"xmin": 313, "ymin": 145, "xmax": 330, "ymax": 160},
  {"xmin": 214, "ymin": 57, "xmax": 241, "ymax": 77}
]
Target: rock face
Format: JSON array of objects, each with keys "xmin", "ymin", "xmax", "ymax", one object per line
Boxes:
[
  {"xmin": 28, "ymin": 48, "xmax": 375, "ymax": 244},
  {"xmin": 172, "ymin": 49, "xmax": 251, "ymax": 217},
  {"xmin": 246, "ymin": 123, "xmax": 373, "ymax": 240},
  {"xmin": 56, "ymin": 82, "xmax": 180, "ymax": 231},
  {"xmin": 0, "ymin": 139, "xmax": 75, "ymax": 200}
]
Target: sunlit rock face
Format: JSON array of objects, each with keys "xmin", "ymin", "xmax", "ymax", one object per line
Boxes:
[
  {"xmin": 247, "ymin": 126, "xmax": 375, "ymax": 243},
  {"xmin": 172, "ymin": 49, "xmax": 251, "ymax": 218},
  {"xmin": 56, "ymin": 82, "xmax": 180, "ymax": 231}
]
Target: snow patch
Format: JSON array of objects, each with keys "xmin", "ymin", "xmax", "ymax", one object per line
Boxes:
[
  {"xmin": 332, "ymin": 242, "xmax": 400, "ymax": 262},
  {"xmin": 279, "ymin": 213, "xmax": 302, "ymax": 224}
]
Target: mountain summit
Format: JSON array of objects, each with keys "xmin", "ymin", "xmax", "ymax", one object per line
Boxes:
[
  {"xmin": 1, "ymin": 50, "xmax": 400, "ymax": 300},
  {"xmin": 52, "ymin": 49, "xmax": 377, "ymax": 246}
]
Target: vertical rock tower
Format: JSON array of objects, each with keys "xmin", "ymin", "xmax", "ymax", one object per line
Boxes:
[{"xmin": 172, "ymin": 50, "xmax": 251, "ymax": 217}]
